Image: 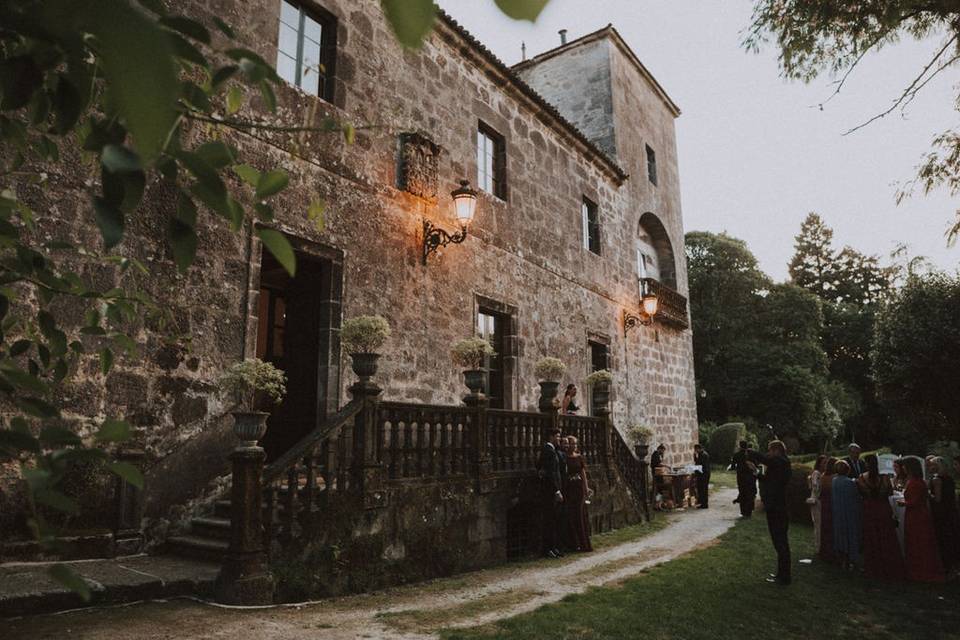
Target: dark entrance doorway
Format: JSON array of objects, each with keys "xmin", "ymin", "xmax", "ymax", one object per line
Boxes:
[{"xmin": 255, "ymin": 246, "xmax": 341, "ymax": 460}]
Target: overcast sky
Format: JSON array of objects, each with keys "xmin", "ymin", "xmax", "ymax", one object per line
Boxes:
[{"xmin": 437, "ymin": 0, "xmax": 959, "ymax": 281}]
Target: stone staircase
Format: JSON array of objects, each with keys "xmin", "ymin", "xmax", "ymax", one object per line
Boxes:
[{"xmin": 164, "ymin": 499, "xmax": 233, "ymax": 562}]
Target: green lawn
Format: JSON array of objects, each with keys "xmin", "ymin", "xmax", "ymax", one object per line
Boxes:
[{"xmin": 442, "ymin": 517, "xmax": 960, "ymax": 640}]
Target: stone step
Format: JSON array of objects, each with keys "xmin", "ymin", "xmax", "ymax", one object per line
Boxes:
[
  {"xmin": 165, "ymin": 535, "xmax": 229, "ymax": 562},
  {"xmin": 0, "ymin": 555, "xmax": 219, "ymax": 618},
  {"xmin": 190, "ymin": 516, "xmax": 231, "ymax": 541},
  {"xmin": 214, "ymin": 499, "xmax": 232, "ymax": 519}
]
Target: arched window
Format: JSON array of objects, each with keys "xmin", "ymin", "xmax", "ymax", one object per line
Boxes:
[{"xmin": 636, "ymin": 213, "xmax": 676, "ymax": 290}]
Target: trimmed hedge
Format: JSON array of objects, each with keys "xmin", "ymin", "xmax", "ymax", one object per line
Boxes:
[{"xmin": 708, "ymin": 422, "xmax": 746, "ymax": 464}]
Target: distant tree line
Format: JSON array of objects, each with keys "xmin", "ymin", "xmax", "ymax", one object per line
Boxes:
[{"xmin": 688, "ymin": 214, "xmax": 959, "ymax": 455}]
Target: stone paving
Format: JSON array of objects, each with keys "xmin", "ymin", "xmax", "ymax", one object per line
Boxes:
[{"xmin": 0, "ymin": 555, "xmax": 219, "ymax": 618}]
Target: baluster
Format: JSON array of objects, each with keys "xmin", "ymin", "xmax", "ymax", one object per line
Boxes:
[
  {"xmin": 304, "ymin": 451, "xmax": 316, "ymax": 519},
  {"xmin": 416, "ymin": 419, "xmax": 427, "ymax": 477},
  {"xmin": 440, "ymin": 421, "xmax": 450, "ymax": 476},
  {"xmin": 263, "ymin": 482, "xmax": 277, "ymax": 547},
  {"xmin": 386, "ymin": 417, "xmax": 398, "ymax": 480},
  {"xmin": 400, "ymin": 420, "xmax": 411, "ymax": 478},
  {"xmin": 283, "ymin": 467, "xmax": 298, "ymax": 541}
]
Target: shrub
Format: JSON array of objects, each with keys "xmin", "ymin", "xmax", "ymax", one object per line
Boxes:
[
  {"xmin": 220, "ymin": 358, "xmax": 287, "ymax": 411},
  {"xmin": 625, "ymin": 424, "xmax": 654, "ymax": 445},
  {"xmin": 533, "ymin": 357, "xmax": 566, "ymax": 381},
  {"xmin": 341, "ymin": 315, "xmax": 391, "ymax": 354},
  {"xmin": 584, "ymin": 369, "xmax": 613, "ymax": 386},
  {"xmin": 708, "ymin": 422, "xmax": 747, "ymax": 464},
  {"xmin": 697, "ymin": 421, "xmax": 718, "ymax": 447},
  {"xmin": 450, "ymin": 337, "xmax": 495, "ymax": 369}
]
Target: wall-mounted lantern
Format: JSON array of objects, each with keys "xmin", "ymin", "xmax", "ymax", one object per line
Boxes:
[
  {"xmin": 623, "ymin": 281, "xmax": 659, "ymax": 335},
  {"xmin": 422, "ymin": 180, "xmax": 477, "ymax": 264}
]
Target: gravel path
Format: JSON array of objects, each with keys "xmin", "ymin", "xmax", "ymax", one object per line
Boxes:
[{"xmin": 5, "ymin": 488, "xmax": 740, "ymax": 640}]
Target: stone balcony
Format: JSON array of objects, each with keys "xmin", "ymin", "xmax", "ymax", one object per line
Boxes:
[{"xmin": 642, "ymin": 278, "xmax": 689, "ymax": 329}]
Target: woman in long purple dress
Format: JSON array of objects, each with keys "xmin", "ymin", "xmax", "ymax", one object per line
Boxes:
[
  {"xmin": 857, "ymin": 454, "xmax": 905, "ymax": 580},
  {"xmin": 563, "ymin": 436, "xmax": 592, "ymax": 552},
  {"xmin": 818, "ymin": 457, "xmax": 838, "ymax": 563},
  {"xmin": 832, "ymin": 460, "xmax": 863, "ymax": 571}
]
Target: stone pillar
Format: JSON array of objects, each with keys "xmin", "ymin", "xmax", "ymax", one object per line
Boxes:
[
  {"xmin": 465, "ymin": 391, "xmax": 493, "ymax": 494},
  {"xmin": 351, "ymin": 378, "xmax": 385, "ymax": 509},
  {"xmin": 112, "ymin": 448, "xmax": 144, "ymax": 556},
  {"xmin": 216, "ymin": 445, "xmax": 274, "ymax": 605}
]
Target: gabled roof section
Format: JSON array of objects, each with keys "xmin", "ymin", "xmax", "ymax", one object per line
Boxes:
[
  {"xmin": 435, "ymin": 10, "xmax": 629, "ymax": 184},
  {"xmin": 513, "ymin": 25, "xmax": 682, "ymax": 118}
]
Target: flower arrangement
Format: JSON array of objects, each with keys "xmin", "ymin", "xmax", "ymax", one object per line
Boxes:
[
  {"xmin": 533, "ymin": 357, "xmax": 566, "ymax": 381},
  {"xmin": 220, "ymin": 358, "xmax": 287, "ymax": 411},
  {"xmin": 341, "ymin": 315, "xmax": 391, "ymax": 354},
  {"xmin": 584, "ymin": 369, "xmax": 613, "ymax": 386},
  {"xmin": 625, "ymin": 424, "xmax": 654, "ymax": 445},
  {"xmin": 450, "ymin": 337, "xmax": 495, "ymax": 369}
]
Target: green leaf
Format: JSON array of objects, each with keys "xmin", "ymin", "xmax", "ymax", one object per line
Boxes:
[
  {"xmin": 108, "ymin": 462, "xmax": 144, "ymax": 489},
  {"xmin": 16, "ymin": 396, "xmax": 59, "ymax": 418},
  {"xmin": 259, "ymin": 80, "xmax": 276, "ymax": 112},
  {"xmin": 95, "ymin": 418, "xmax": 130, "ymax": 442},
  {"xmin": 253, "ymin": 203, "xmax": 273, "ymax": 222},
  {"xmin": 233, "ymin": 164, "xmax": 260, "ymax": 186},
  {"xmin": 169, "ymin": 219, "xmax": 197, "ymax": 272},
  {"xmin": 168, "ymin": 32, "xmax": 208, "ymax": 68},
  {"xmin": 49, "ymin": 565, "xmax": 91, "ymax": 602},
  {"xmin": 35, "ymin": 489, "xmax": 80, "ymax": 515},
  {"xmin": 381, "ymin": 0, "xmax": 437, "ymax": 48},
  {"xmin": 212, "ymin": 17, "xmax": 236, "ymax": 38},
  {"xmin": 86, "ymin": 0, "xmax": 179, "ymax": 162},
  {"xmin": 255, "ymin": 228, "xmax": 296, "ymax": 276},
  {"xmin": 195, "ymin": 141, "xmax": 235, "ymax": 168},
  {"xmin": 101, "ymin": 145, "xmax": 143, "ymax": 173},
  {"xmin": 255, "ymin": 170, "xmax": 288, "ymax": 199},
  {"xmin": 493, "ymin": 0, "xmax": 550, "ymax": 21},
  {"xmin": 0, "ymin": 56, "xmax": 43, "ymax": 110},
  {"xmin": 93, "ymin": 197, "xmax": 125, "ymax": 249},
  {"xmin": 159, "ymin": 16, "xmax": 211, "ymax": 44},
  {"xmin": 39, "ymin": 426, "xmax": 81, "ymax": 446},
  {"xmin": 226, "ymin": 86, "xmax": 244, "ymax": 114},
  {"xmin": 308, "ymin": 199, "xmax": 325, "ymax": 231},
  {"xmin": 0, "ymin": 366, "xmax": 48, "ymax": 395},
  {"xmin": 212, "ymin": 65, "xmax": 239, "ymax": 90},
  {"xmin": 99, "ymin": 346, "xmax": 114, "ymax": 374},
  {"xmin": 0, "ymin": 429, "xmax": 40, "ymax": 455},
  {"xmin": 51, "ymin": 75, "xmax": 83, "ymax": 135}
]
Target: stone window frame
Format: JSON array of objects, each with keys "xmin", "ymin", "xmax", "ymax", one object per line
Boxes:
[
  {"xmin": 243, "ymin": 227, "xmax": 344, "ymax": 418},
  {"xmin": 473, "ymin": 294, "xmax": 519, "ymax": 410},
  {"xmin": 477, "ymin": 121, "xmax": 508, "ymax": 201},
  {"xmin": 581, "ymin": 196, "xmax": 601, "ymax": 255},
  {"xmin": 275, "ymin": 0, "xmax": 338, "ymax": 103},
  {"xmin": 645, "ymin": 144, "xmax": 657, "ymax": 186}
]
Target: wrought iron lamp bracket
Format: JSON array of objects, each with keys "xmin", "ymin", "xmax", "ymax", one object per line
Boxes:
[
  {"xmin": 422, "ymin": 219, "xmax": 468, "ymax": 265},
  {"xmin": 623, "ymin": 309, "xmax": 652, "ymax": 336}
]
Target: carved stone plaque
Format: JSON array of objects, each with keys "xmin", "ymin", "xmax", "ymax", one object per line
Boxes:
[{"xmin": 398, "ymin": 132, "xmax": 440, "ymax": 201}]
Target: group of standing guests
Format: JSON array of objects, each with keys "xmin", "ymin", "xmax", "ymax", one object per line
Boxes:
[
  {"xmin": 538, "ymin": 428, "xmax": 593, "ymax": 558},
  {"xmin": 808, "ymin": 444, "xmax": 960, "ymax": 583}
]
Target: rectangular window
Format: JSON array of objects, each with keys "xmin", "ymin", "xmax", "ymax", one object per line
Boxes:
[
  {"xmin": 477, "ymin": 122, "xmax": 507, "ymax": 200},
  {"xmin": 581, "ymin": 197, "xmax": 601, "ymax": 254},
  {"xmin": 477, "ymin": 308, "xmax": 507, "ymax": 409},
  {"xmin": 646, "ymin": 144, "xmax": 657, "ymax": 186},
  {"xmin": 276, "ymin": 0, "xmax": 336, "ymax": 102},
  {"xmin": 588, "ymin": 340, "xmax": 610, "ymax": 417}
]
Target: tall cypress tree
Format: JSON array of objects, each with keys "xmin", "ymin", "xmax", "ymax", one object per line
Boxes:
[{"xmin": 789, "ymin": 212, "xmax": 836, "ymax": 298}]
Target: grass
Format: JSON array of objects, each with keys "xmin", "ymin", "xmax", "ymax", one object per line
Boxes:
[
  {"xmin": 441, "ymin": 517, "xmax": 960, "ymax": 640},
  {"xmin": 709, "ymin": 469, "xmax": 738, "ymax": 490}
]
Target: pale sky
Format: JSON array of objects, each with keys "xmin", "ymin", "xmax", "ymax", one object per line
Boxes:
[{"xmin": 437, "ymin": 0, "xmax": 959, "ymax": 281}]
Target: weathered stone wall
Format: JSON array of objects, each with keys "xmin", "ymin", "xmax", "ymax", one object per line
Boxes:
[
  {"xmin": 270, "ymin": 464, "xmax": 641, "ymax": 600},
  {"xmin": 2, "ymin": 0, "xmax": 698, "ymax": 537}
]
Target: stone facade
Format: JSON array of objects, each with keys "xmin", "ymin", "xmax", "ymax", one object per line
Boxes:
[{"xmin": 1, "ymin": 1, "xmax": 698, "ymax": 541}]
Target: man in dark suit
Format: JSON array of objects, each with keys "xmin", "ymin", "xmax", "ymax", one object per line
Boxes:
[
  {"xmin": 749, "ymin": 439, "xmax": 793, "ymax": 585},
  {"xmin": 693, "ymin": 444, "xmax": 711, "ymax": 508},
  {"xmin": 843, "ymin": 443, "xmax": 866, "ymax": 478},
  {"xmin": 538, "ymin": 428, "xmax": 564, "ymax": 558},
  {"xmin": 729, "ymin": 440, "xmax": 757, "ymax": 518}
]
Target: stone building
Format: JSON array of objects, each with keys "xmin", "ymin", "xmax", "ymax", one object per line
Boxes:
[{"xmin": 2, "ymin": 0, "xmax": 698, "ymax": 591}]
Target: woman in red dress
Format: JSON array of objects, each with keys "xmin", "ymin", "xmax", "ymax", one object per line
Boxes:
[
  {"xmin": 901, "ymin": 457, "xmax": 945, "ymax": 583},
  {"xmin": 563, "ymin": 436, "xmax": 593, "ymax": 552},
  {"xmin": 818, "ymin": 457, "xmax": 838, "ymax": 563},
  {"xmin": 857, "ymin": 454, "xmax": 905, "ymax": 580}
]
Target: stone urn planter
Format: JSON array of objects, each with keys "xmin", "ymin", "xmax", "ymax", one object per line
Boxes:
[
  {"xmin": 538, "ymin": 380, "xmax": 560, "ymax": 413},
  {"xmin": 463, "ymin": 369, "xmax": 487, "ymax": 395},
  {"xmin": 350, "ymin": 352, "xmax": 380, "ymax": 383},
  {"xmin": 232, "ymin": 411, "xmax": 270, "ymax": 447},
  {"xmin": 592, "ymin": 382, "xmax": 610, "ymax": 415},
  {"xmin": 634, "ymin": 442, "xmax": 650, "ymax": 461}
]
